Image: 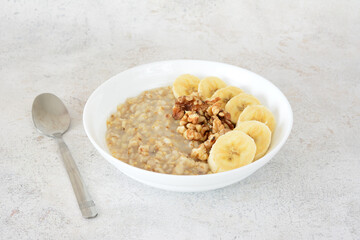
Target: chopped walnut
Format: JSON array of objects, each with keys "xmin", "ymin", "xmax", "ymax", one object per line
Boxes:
[
  {"xmin": 183, "ymin": 129, "xmax": 203, "ymax": 141},
  {"xmin": 172, "ymin": 93, "xmax": 217, "ymax": 120},
  {"xmin": 186, "ymin": 123, "xmax": 196, "ymax": 130},
  {"xmin": 177, "ymin": 126, "xmax": 186, "ymax": 134},
  {"xmin": 187, "ymin": 113, "xmax": 199, "ymax": 123},
  {"xmin": 203, "ymin": 134, "xmax": 217, "ymax": 150},
  {"xmin": 212, "ymin": 117, "xmax": 225, "ymax": 133},
  {"xmin": 207, "ymin": 101, "xmax": 222, "ymax": 116},
  {"xmin": 191, "ymin": 144, "xmax": 208, "ymax": 161},
  {"xmin": 172, "ymin": 93, "xmax": 235, "ymax": 162},
  {"xmin": 172, "ymin": 106, "xmax": 184, "ymax": 120}
]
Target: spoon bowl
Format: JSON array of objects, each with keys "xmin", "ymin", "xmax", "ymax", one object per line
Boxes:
[{"xmin": 32, "ymin": 93, "xmax": 70, "ymax": 137}]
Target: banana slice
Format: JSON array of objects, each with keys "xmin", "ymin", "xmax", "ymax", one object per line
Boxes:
[
  {"xmin": 237, "ymin": 105, "xmax": 276, "ymax": 132},
  {"xmin": 208, "ymin": 130, "xmax": 256, "ymax": 173},
  {"xmin": 225, "ymin": 93, "xmax": 261, "ymax": 124},
  {"xmin": 172, "ymin": 74, "xmax": 200, "ymax": 98},
  {"xmin": 211, "ymin": 86, "xmax": 243, "ymax": 107},
  {"xmin": 198, "ymin": 77, "xmax": 227, "ymax": 99},
  {"xmin": 235, "ymin": 121, "xmax": 271, "ymax": 160}
]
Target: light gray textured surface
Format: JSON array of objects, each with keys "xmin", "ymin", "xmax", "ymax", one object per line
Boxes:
[{"xmin": 1, "ymin": 1, "xmax": 359, "ymax": 239}]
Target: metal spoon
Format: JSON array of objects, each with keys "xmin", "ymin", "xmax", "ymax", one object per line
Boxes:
[{"xmin": 32, "ymin": 93, "xmax": 97, "ymax": 218}]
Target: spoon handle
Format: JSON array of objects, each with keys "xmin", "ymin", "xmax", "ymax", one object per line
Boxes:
[{"xmin": 56, "ymin": 136, "xmax": 98, "ymax": 218}]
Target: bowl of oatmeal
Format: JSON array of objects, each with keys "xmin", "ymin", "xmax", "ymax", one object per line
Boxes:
[{"xmin": 83, "ymin": 60, "xmax": 293, "ymax": 192}]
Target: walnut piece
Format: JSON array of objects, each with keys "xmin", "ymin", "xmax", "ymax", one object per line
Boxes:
[{"xmin": 191, "ymin": 144, "xmax": 208, "ymax": 161}]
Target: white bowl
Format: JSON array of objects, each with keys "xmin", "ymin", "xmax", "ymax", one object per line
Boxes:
[{"xmin": 83, "ymin": 60, "xmax": 293, "ymax": 192}]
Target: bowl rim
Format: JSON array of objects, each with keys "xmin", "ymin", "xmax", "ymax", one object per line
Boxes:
[{"xmin": 83, "ymin": 59, "xmax": 293, "ymax": 179}]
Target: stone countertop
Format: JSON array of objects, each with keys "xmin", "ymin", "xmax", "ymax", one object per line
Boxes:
[{"xmin": 1, "ymin": 1, "xmax": 359, "ymax": 239}]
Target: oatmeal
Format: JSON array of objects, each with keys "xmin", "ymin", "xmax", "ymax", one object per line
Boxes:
[
  {"xmin": 106, "ymin": 74, "xmax": 276, "ymax": 174},
  {"xmin": 106, "ymin": 86, "xmax": 210, "ymax": 175}
]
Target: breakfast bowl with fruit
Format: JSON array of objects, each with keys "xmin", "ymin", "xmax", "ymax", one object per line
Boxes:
[{"xmin": 83, "ymin": 60, "xmax": 293, "ymax": 192}]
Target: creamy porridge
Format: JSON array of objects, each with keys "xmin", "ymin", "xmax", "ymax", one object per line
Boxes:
[
  {"xmin": 106, "ymin": 86, "xmax": 210, "ymax": 175},
  {"xmin": 106, "ymin": 74, "xmax": 276, "ymax": 174}
]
